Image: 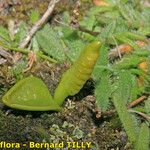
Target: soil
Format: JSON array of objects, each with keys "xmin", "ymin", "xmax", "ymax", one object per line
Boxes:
[{"xmin": 0, "ymin": 1, "xmax": 133, "ymax": 150}]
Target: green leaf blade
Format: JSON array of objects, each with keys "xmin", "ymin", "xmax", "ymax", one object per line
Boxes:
[
  {"xmin": 36, "ymin": 25, "xmax": 66, "ymax": 61},
  {"xmin": 135, "ymin": 123, "xmax": 150, "ymax": 150}
]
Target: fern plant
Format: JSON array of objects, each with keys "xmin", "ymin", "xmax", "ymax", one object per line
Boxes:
[{"xmin": 112, "ymin": 71, "xmax": 139, "ymax": 144}]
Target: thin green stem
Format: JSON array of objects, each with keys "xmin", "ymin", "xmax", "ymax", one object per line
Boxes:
[
  {"xmin": 0, "ymin": 41, "xmax": 58, "ymax": 63},
  {"xmin": 37, "ymin": 52, "xmax": 57, "ymax": 63}
]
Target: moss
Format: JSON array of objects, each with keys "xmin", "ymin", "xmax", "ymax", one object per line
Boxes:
[{"xmin": 0, "ymin": 0, "xmax": 49, "ymax": 26}]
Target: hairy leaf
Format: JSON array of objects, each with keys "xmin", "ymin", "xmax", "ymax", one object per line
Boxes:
[
  {"xmin": 135, "ymin": 123, "xmax": 150, "ymax": 150},
  {"xmin": 95, "ymin": 70, "xmax": 111, "ymax": 111},
  {"xmin": 118, "ymin": 70, "xmax": 132, "ymax": 104},
  {"xmin": 36, "ymin": 25, "xmax": 66, "ymax": 61},
  {"xmin": 99, "ymin": 21, "xmax": 116, "ymax": 42},
  {"xmin": 80, "ymin": 15, "xmax": 96, "ymax": 31},
  {"xmin": 93, "ymin": 45, "xmax": 109, "ymax": 79},
  {"xmin": 145, "ymin": 97, "xmax": 150, "ymax": 115},
  {"xmin": 130, "ymin": 75, "xmax": 140, "ymax": 101},
  {"xmin": 64, "ymin": 39, "xmax": 85, "ymax": 62},
  {"xmin": 113, "ymin": 93, "xmax": 137, "ymax": 143},
  {"xmin": 112, "ymin": 69, "xmax": 139, "ymax": 143},
  {"xmin": 0, "ymin": 26, "xmax": 11, "ymax": 43},
  {"xmin": 32, "ymin": 36, "xmax": 39, "ymax": 52},
  {"xmin": 113, "ymin": 55, "xmax": 145, "ymax": 70},
  {"xmin": 94, "ymin": 46, "xmax": 111, "ymax": 110}
]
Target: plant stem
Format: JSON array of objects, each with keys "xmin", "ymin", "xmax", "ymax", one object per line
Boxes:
[
  {"xmin": 0, "ymin": 42, "xmax": 57, "ymax": 63},
  {"xmin": 128, "ymin": 109, "xmax": 150, "ymax": 122}
]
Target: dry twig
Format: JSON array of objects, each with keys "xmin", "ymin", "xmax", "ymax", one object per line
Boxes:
[
  {"xmin": 93, "ymin": 0, "xmax": 109, "ymax": 6},
  {"xmin": 0, "ymin": 46, "xmax": 13, "ymax": 59},
  {"xmin": 109, "ymin": 41, "xmax": 146, "ymax": 60},
  {"xmin": 128, "ymin": 109, "xmax": 150, "ymax": 122},
  {"xmin": 19, "ymin": 0, "xmax": 61, "ymax": 49},
  {"xmin": 23, "ymin": 51, "xmax": 37, "ymax": 72},
  {"xmin": 99, "ymin": 108, "xmax": 150, "ymax": 122},
  {"xmin": 128, "ymin": 95, "xmax": 147, "ymax": 108}
]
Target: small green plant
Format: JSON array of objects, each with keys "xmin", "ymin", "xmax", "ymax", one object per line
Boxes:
[{"xmin": 2, "ymin": 42, "xmax": 101, "ymax": 111}]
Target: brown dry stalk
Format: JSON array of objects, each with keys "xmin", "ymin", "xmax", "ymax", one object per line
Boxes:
[
  {"xmin": 23, "ymin": 51, "xmax": 37, "ymax": 72},
  {"xmin": 93, "ymin": 0, "xmax": 109, "ymax": 6},
  {"xmin": 128, "ymin": 95, "xmax": 147, "ymax": 108},
  {"xmin": 100, "ymin": 95, "xmax": 147, "ymax": 119},
  {"xmin": 100, "ymin": 107, "xmax": 150, "ymax": 122},
  {"xmin": 109, "ymin": 41, "xmax": 146, "ymax": 59},
  {"xmin": 0, "ymin": 46, "xmax": 13, "ymax": 59},
  {"xmin": 128, "ymin": 109, "xmax": 150, "ymax": 122}
]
